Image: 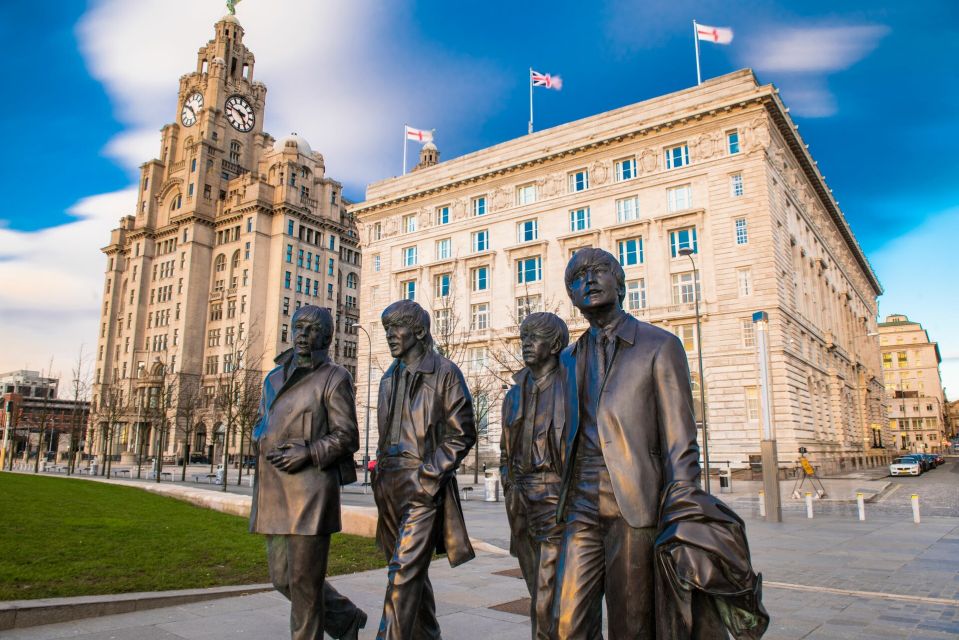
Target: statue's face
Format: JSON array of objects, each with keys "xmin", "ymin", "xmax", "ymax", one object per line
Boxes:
[
  {"xmin": 567, "ymin": 258, "xmax": 621, "ymax": 312},
  {"xmin": 384, "ymin": 322, "xmax": 422, "ymax": 360},
  {"xmin": 293, "ymin": 318, "xmax": 327, "ymax": 357},
  {"xmin": 520, "ymin": 331, "xmax": 556, "ymax": 368}
]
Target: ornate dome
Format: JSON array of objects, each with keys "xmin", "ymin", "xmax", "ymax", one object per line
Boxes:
[
  {"xmin": 422, "ymin": 141, "xmax": 437, "ymax": 151},
  {"xmin": 219, "ymin": 14, "xmax": 241, "ymax": 24},
  {"xmin": 273, "ymin": 133, "xmax": 313, "ymax": 156}
]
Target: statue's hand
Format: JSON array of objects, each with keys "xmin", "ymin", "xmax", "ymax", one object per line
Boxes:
[{"xmin": 267, "ymin": 443, "xmax": 311, "ymax": 473}]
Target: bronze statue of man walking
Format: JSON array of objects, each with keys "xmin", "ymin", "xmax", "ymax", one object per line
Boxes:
[
  {"xmin": 372, "ymin": 300, "xmax": 476, "ymax": 640},
  {"xmin": 250, "ymin": 305, "xmax": 367, "ymax": 640},
  {"xmin": 553, "ymin": 248, "xmax": 703, "ymax": 639}
]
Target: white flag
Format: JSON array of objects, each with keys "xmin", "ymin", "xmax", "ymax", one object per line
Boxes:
[
  {"xmin": 405, "ymin": 126, "xmax": 433, "ymax": 143},
  {"xmin": 696, "ymin": 23, "xmax": 734, "ymax": 44}
]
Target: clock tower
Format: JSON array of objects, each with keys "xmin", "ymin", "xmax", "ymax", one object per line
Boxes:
[{"xmin": 92, "ymin": 12, "xmax": 361, "ymax": 472}]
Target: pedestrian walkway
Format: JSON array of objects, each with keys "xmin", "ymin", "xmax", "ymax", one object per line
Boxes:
[{"xmin": 5, "ymin": 514, "xmax": 958, "ymax": 639}]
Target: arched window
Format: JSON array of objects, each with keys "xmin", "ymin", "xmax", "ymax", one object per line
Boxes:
[
  {"xmin": 230, "ymin": 140, "xmax": 241, "ymax": 163},
  {"xmin": 214, "ymin": 254, "xmax": 227, "ymax": 272},
  {"xmin": 230, "ymin": 250, "xmax": 241, "ymax": 288},
  {"xmin": 169, "ymin": 194, "xmax": 182, "ymax": 211},
  {"xmin": 346, "ymin": 272, "xmax": 357, "ymax": 289}
]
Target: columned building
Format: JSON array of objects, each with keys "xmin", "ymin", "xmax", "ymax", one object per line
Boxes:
[
  {"xmin": 879, "ymin": 314, "xmax": 947, "ymax": 452},
  {"xmin": 352, "ymin": 70, "xmax": 888, "ymax": 474},
  {"xmin": 91, "ymin": 14, "xmax": 360, "ymax": 466}
]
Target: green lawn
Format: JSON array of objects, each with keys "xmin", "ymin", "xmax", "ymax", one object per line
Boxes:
[{"xmin": 0, "ymin": 473, "xmax": 385, "ymax": 601}]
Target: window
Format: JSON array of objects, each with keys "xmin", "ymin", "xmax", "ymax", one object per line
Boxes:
[
  {"xmin": 402, "ymin": 246, "xmax": 417, "ymax": 267},
  {"xmin": 286, "ymin": 244, "xmax": 293, "ymax": 263},
  {"xmin": 287, "ymin": 219, "xmax": 295, "ymax": 236},
  {"xmin": 246, "ymin": 217, "xmax": 253, "ymax": 233},
  {"xmin": 615, "ymin": 157, "xmax": 637, "ymax": 182},
  {"xmin": 297, "ymin": 249, "xmax": 304, "ymax": 267},
  {"xmin": 674, "ymin": 324, "xmax": 696, "ymax": 352},
  {"xmin": 328, "ymin": 258, "xmax": 335, "ymax": 276},
  {"xmin": 669, "ymin": 227, "xmax": 698, "ymax": 257},
  {"xmin": 472, "ymin": 266, "xmax": 489, "ymax": 291},
  {"xmin": 471, "ymin": 303, "xmax": 489, "ymax": 330},
  {"xmin": 727, "ymin": 130, "xmax": 740, "ymax": 155},
  {"xmin": 568, "ymin": 169, "xmax": 589, "ymax": 192},
  {"xmin": 373, "ymin": 254, "xmax": 381, "ymax": 272},
  {"xmin": 626, "ymin": 279, "xmax": 646, "ymax": 312},
  {"xmin": 436, "ymin": 206, "xmax": 450, "ymax": 225},
  {"xmin": 434, "ymin": 273, "xmax": 451, "ymax": 298},
  {"xmin": 467, "ymin": 346, "xmax": 489, "ymax": 373},
  {"xmin": 737, "ymin": 268, "xmax": 752, "ymax": 297},
  {"xmin": 745, "ymin": 386, "xmax": 760, "ymax": 421},
  {"xmin": 616, "ymin": 196, "xmax": 639, "ymax": 222},
  {"xmin": 283, "ymin": 297, "xmax": 290, "ymax": 316},
  {"xmin": 742, "ymin": 319, "xmax": 756, "ymax": 348},
  {"xmin": 735, "ymin": 218, "xmax": 748, "ymax": 244},
  {"xmin": 327, "ymin": 283, "xmax": 334, "ymax": 299},
  {"xmin": 373, "ymin": 222, "xmax": 382, "ymax": 240},
  {"xmin": 731, "ymin": 173, "xmax": 744, "ymax": 197},
  {"xmin": 569, "ymin": 207, "xmax": 591, "ymax": 232},
  {"xmin": 346, "ymin": 272, "xmax": 357, "ymax": 289},
  {"xmin": 516, "ymin": 183, "xmax": 536, "ymax": 205},
  {"xmin": 284, "ymin": 271, "xmax": 291, "ymax": 289},
  {"xmin": 402, "ymin": 280, "xmax": 416, "ymax": 300},
  {"xmin": 472, "ymin": 196, "xmax": 487, "ymax": 217},
  {"xmin": 617, "ymin": 237, "xmax": 643, "ymax": 266},
  {"xmin": 188, "ymin": 183, "xmax": 194, "ymax": 197},
  {"xmin": 403, "ymin": 214, "xmax": 417, "ymax": 234},
  {"xmin": 472, "ymin": 229, "xmax": 489, "ymax": 252},
  {"xmin": 306, "ymin": 252, "xmax": 313, "ymax": 270},
  {"xmin": 667, "ymin": 185, "xmax": 692, "ymax": 211},
  {"xmin": 313, "ymin": 280, "xmax": 319, "ymax": 297},
  {"xmin": 305, "ymin": 277, "xmax": 312, "ymax": 295},
  {"xmin": 515, "ymin": 294, "xmax": 542, "ymax": 323},
  {"xmin": 516, "ymin": 256, "xmax": 542, "ymax": 284},
  {"xmin": 281, "ymin": 324, "xmax": 289, "ymax": 342},
  {"xmin": 296, "ymin": 275, "xmax": 303, "ymax": 293},
  {"xmin": 245, "ymin": 241, "xmax": 251, "ymax": 259},
  {"xmin": 206, "ymin": 356, "xmax": 219, "ymax": 375},
  {"xmin": 517, "ymin": 219, "xmax": 538, "ymax": 243},
  {"xmin": 436, "ymin": 238, "xmax": 451, "ymax": 260},
  {"xmin": 434, "ymin": 308, "xmax": 451, "ymax": 335},
  {"xmin": 665, "ymin": 143, "xmax": 689, "ymax": 169},
  {"xmin": 671, "ymin": 271, "xmax": 701, "ymax": 304}
]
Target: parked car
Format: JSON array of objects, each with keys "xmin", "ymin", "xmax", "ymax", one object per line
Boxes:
[
  {"xmin": 889, "ymin": 457, "xmax": 922, "ymax": 476},
  {"xmin": 916, "ymin": 453, "xmax": 937, "ymax": 470}
]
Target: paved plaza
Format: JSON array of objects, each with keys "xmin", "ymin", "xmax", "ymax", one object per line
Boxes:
[{"xmin": 3, "ymin": 461, "xmax": 958, "ymax": 639}]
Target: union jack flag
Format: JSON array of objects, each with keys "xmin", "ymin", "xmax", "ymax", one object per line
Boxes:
[{"xmin": 531, "ymin": 70, "xmax": 562, "ymax": 91}]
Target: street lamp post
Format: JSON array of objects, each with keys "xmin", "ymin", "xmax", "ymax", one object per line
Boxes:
[
  {"xmin": 349, "ymin": 320, "xmax": 373, "ymax": 489},
  {"xmin": 678, "ymin": 247, "xmax": 710, "ymax": 495}
]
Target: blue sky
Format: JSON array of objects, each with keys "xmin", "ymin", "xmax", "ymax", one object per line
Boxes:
[{"xmin": 0, "ymin": 0, "xmax": 956, "ymax": 393}]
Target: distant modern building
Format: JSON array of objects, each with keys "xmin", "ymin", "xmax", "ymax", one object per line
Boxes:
[
  {"xmin": 90, "ymin": 13, "xmax": 361, "ymax": 466},
  {"xmin": 0, "ymin": 370, "xmax": 58, "ymax": 400},
  {"xmin": 2, "ymin": 391, "xmax": 90, "ymax": 465},
  {"xmin": 352, "ymin": 70, "xmax": 889, "ymax": 475},
  {"xmin": 878, "ymin": 314, "xmax": 947, "ymax": 452}
]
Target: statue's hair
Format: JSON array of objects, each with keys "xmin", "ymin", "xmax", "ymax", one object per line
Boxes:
[
  {"xmin": 381, "ymin": 299, "xmax": 434, "ymax": 347},
  {"xmin": 564, "ymin": 247, "xmax": 626, "ymax": 306},
  {"xmin": 291, "ymin": 305, "xmax": 334, "ymax": 349},
  {"xmin": 520, "ymin": 312, "xmax": 569, "ymax": 353}
]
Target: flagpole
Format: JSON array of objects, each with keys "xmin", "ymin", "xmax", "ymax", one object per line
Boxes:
[
  {"xmin": 528, "ymin": 67, "xmax": 534, "ymax": 135},
  {"xmin": 402, "ymin": 124, "xmax": 408, "ymax": 176},
  {"xmin": 693, "ymin": 20, "xmax": 702, "ymax": 86}
]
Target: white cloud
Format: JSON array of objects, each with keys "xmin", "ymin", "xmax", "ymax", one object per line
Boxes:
[
  {"xmin": 0, "ymin": 0, "xmax": 508, "ymax": 379},
  {"xmin": 742, "ymin": 24, "xmax": 888, "ymax": 117},
  {"xmin": 871, "ymin": 207, "xmax": 959, "ymax": 396}
]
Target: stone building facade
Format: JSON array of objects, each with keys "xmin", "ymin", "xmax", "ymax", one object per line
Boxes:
[
  {"xmin": 352, "ymin": 70, "xmax": 888, "ymax": 474},
  {"xmin": 879, "ymin": 314, "xmax": 947, "ymax": 452},
  {"xmin": 90, "ymin": 15, "xmax": 360, "ymax": 465}
]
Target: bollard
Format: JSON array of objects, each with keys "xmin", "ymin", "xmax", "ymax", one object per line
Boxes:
[
  {"xmin": 805, "ymin": 492, "xmax": 814, "ymax": 519},
  {"xmin": 911, "ymin": 494, "xmax": 920, "ymax": 524},
  {"xmin": 856, "ymin": 492, "xmax": 865, "ymax": 521},
  {"xmin": 758, "ymin": 490, "xmax": 766, "ymax": 517}
]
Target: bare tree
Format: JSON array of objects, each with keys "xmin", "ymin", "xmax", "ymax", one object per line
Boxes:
[
  {"xmin": 213, "ymin": 328, "xmax": 263, "ymax": 491},
  {"xmin": 234, "ymin": 365, "xmax": 263, "ymax": 485},
  {"xmin": 173, "ymin": 372, "xmax": 204, "ymax": 481},
  {"xmin": 66, "ymin": 346, "xmax": 92, "ymax": 475},
  {"xmin": 94, "ymin": 382, "xmax": 125, "ymax": 477}
]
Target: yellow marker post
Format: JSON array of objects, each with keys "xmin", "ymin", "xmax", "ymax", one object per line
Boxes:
[{"xmin": 911, "ymin": 494, "xmax": 920, "ymax": 524}]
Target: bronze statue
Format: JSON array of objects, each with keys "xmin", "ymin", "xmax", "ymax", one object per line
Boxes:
[
  {"xmin": 552, "ymin": 248, "xmax": 767, "ymax": 639},
  {"xmin": 372, "ymin": 300, "xmax": 476, "ymax": 640},
  {"xmin": 501, "ymin": 312, "xmax": 575, "ymax": 640},
  {"xmin": 250, "ymin": 305, "xmax": 367, "ymax": 640}
]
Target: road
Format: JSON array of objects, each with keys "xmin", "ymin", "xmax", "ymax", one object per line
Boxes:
[{"xmin": 879, "ymin": 458, "xmax": 959, "ymax": 517}]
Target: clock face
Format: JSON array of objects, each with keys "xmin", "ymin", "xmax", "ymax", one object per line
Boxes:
[
  {"xmin": 180, "ymin": 92, "xmax": 203, "ymax": 127},
  {"xmin": 225, "ymin": 95, "xmax": 255, "ymax": 132}
]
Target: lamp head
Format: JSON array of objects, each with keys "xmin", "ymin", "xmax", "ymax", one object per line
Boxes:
[{"xmin": 678, "ymin": 248, "xmax": 695, "ymax": 257}]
